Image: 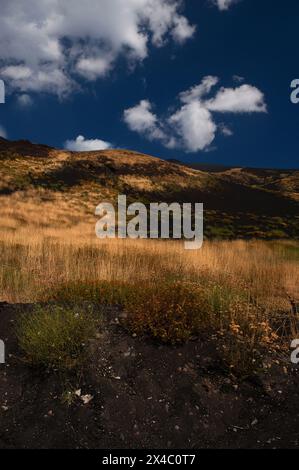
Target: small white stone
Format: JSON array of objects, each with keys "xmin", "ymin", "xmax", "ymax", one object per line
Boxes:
[{"xmin": 81, "ymin": 394, "xmax": 93, "ymax": 405}]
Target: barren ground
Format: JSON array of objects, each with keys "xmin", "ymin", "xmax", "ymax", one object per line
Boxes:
[{"xmin": 1, "ymin": 302, "xmax": 299, "ymax": 449}]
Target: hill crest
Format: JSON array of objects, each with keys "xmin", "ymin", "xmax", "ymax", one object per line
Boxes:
[{"xmin": 0, "ymin": 138, "xmax": 298, "ymax": 240}]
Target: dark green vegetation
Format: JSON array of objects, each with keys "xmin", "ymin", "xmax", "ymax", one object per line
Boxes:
[{"xmin": 16, "ymin": 304, "xmax": 99, "ymax": 371}]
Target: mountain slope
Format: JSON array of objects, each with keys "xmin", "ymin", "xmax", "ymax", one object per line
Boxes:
[
  {"xmin": 170, "ymin": 159, "xmax": 299, "ymax": 201},
  {"xmin": 0, "ymin": 138, "xmax": 298, "ymax": 239}
]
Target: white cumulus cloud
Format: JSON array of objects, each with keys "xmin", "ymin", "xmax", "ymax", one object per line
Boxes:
[
  {"xmin": 123, "ymin": 100, "xmax": 167, "ymax": 142},
  {"xmin": 179, "ymin": 75, "xmax": 219, "ymax": 104},
  {"xmin": 64, "ymin": 135, "xmax": 112, "ymax": 151},
  {"xmin": 219, "ymin": 123, "xmax": 233, "ymax": 136},
  {"xmin": 124, "ymin": 76, "xmax": 266, "ymax": 153},
  {"xmin": 76, "ymin": 57, "xmax": 113, "ymax": 80},
  {"xmin": 214, "ymin": 0, "xmax": 238, "ymax": 11},
  {"xmin": 206, "ymin": 84, "xmax": 267, "ymax": 113},
  {"xmin": 17, "ymin": 94, "xmax": 33, "ymax": 107},
  {"xmin": 169, "ymin": 101, "xmax": 216, "ymax": 152},
  {"xmin": 0, "ymin": 0, "xmax": 195, "ymax": 97}
]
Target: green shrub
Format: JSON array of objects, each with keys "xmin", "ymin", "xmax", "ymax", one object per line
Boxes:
[{"xmin": 16, "ymin": 304, "xmax": 98, "ymax": 371}]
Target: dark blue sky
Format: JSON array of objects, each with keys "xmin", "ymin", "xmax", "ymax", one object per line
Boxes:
[{"xmin": 0, "ymin": 0, "xmax": 298, "ymax": 168}]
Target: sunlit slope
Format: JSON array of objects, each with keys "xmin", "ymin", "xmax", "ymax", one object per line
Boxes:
[{"xmin": 0, "ymin": 138, "xmax": 298, "ymax": 239}]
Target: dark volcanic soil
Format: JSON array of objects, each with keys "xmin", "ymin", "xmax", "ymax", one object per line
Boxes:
[{"xmin": 0, "ymin": 302, "xmax": 299, "ymax": 449}]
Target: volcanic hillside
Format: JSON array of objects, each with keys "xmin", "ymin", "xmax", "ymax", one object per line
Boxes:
[{"xmin": 0, "ymin": 137, "xmax": 298, "ymax": 239}]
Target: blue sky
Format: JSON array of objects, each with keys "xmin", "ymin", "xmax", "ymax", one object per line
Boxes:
[{"xmin": 0, "ymin": 0, "xmax": 298, "ymax": 168}]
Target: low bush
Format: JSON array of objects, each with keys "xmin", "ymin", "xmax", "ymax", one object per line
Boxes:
[
  {"xmin": 123, "ymin": 279, "xmax": 280, "ymax": 374},
  {"xmin": 124, "ymin": 281, "xmax": 206, "ymax": 344},
  {"xmin": 16, "ymin": 304, "xmax": 98, "ymax": 371}
]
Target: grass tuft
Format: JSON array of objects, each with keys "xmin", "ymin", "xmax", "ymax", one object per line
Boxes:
[{"xmin": 16, "ymin": 304, "xmax": 98, "ymax": 371}]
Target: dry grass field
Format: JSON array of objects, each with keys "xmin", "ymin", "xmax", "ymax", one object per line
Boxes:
[
  {"xmin": 1, "ymin": 223, "xmax": 298, "ymax": 373},
  {"xmin": 0, "ymin": 225, "xmax": 297, "ymax": 303}
]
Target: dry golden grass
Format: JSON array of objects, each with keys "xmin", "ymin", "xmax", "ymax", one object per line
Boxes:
[
  {"xmin": 1, "ymin": 223, "xmax": 298, "ymax": 372},
  {"xmin": 0, "ymin": 224, "xmax": 298, "ymax": 305}
]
